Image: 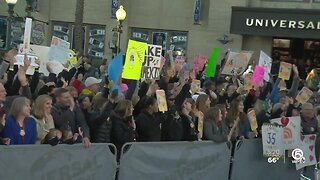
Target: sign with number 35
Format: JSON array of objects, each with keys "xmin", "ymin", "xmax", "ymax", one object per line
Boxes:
[{"xmin": 262, "ymin": 123, "xmax": 284, "ymax": 157}]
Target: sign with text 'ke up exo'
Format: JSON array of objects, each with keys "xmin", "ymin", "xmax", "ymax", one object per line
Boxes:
[{"xmin": 141, "ymin": 45, "xmax": 162, "ymax": 80}]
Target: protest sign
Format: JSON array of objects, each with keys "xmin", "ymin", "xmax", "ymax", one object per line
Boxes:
[
  {"xmin": 156, "ymin": 90, "xmax": 168, "ymax": 112},
  {"xmin": 21, "ymin": 18, "xmax": 32, "ymax": 54},
  {"xmin": 141, "ymin": 45, "xmax": 162, "ymax": 80},
  {"xmin": 206, "ymin": 48, "xmax": 219, "ymax": 77},
  {"xmin": 262, "ymin": 123, "xmax": 284, "ymax": 157},
  {"xmin": 270, "ymin": 116, "xmax": 301, "ymax": 150},
  {"xmin": 278, "ymin": 62, "xmax": 292, "ymax": 80},
  {"xmin": 295, "ymin": 134, "xmax": 317, "ymax": 170},
  {"xmin": 174, "ymin": 56, "xmax": 185, "ymax": 72},
  {"xmin": 258, "ymin": 51, "xmax": 272, "ymax": 81},
  {"xmin": 27, "ymin": 45, "xmax": 50, "ymax": 75},
  {"xmin": 122, "ymin": 40, "xmax": 148, "ymax": 80},
  {"xmin": 248, "ymin": 109, "xmax": 258, "ymax": 131},
  {"xmin": 108, "ymin": 53, "xmax": 123, "ymax": 96},
  {"xmin": 192, "ymin": 54, "xmax": 207, "ymax": 72},
  {"xmin": 191, "ymin": 79, "xmax": 201, "ymax": 93},
  {"xmin": 48, "ymin": 36, "xmax": 70, "ymax": 64},
  {"xmin": 243, "ymin": 73, "xmax": 253, "ymax": 91},
  {"xmin": 295, "ymin": 87, "xmax": 313, "ymax": 104},
  {"xmin": 221, "ymin": 51, "xmax": 253, "ymax": 75},
  {"xmin": 251, "ymin": 65, "xmax": 265, "ymax": 87},
  {"xmin": 46, "ymin": 61, "xmax": 65, "ymax": 75}
]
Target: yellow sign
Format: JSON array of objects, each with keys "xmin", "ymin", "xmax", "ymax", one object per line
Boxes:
[
  {"xmin": 156, "ymin": 90, "xmax": 168, "ymax": 112},
  {"xmin": 278, "ymin": 62, "xmax": 292, "ymax": 80},
  {"xmin": 122, "ymin": 40, "xmax": 148, "ymax": 80},
  {"xmin": 248, "ymin": 109, "xmax": 258, "ymax": 131},
  {"xmin": 296, "ymin": 87, "xmax": 313, "ymax": 104}
]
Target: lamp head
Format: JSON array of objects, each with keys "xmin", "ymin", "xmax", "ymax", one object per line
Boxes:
[
  {"xmin": 5, "ymin": 0, "xmax": 18, "ymax": 4},
  {"xmin": 116, "ymin": 5, "xmax": 126, "ymax": 22}
]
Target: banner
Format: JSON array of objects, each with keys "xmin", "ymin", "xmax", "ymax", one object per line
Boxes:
[
  {"xmin": 295, "ymin": 134, "xmax": 317, "ymax": 170},
  {"xmin": 262, "ymin": 123, "xmax": 284, "ymax": 157},
  {"xmin": 111, "ymin": 0, "xmax": 119, "ymax": 19},
  {"xmin": 251, "ymin": 65, "xmax": 265, "ymax": 87},
  {"xmin": 156, "ymin": 90, "xmax": 168, "ymax": 112},
  {"xmin": 193, "ymin": 0, "xmax": 201, "ymax": 25},
  {"xmin": 221, "ymin": 51, "xmax": 253, "ymax": 75},
  {"xmin": 141, "ymin": 44, "xmax": 162, "ymax": 79},
  {"xmin": 192, "ymin": 54, "xmax": 207, "ymax": 72},
  {"xmin": 258, "ymin": 51, "xmax": 272, "ymax": 81},
  {"xmin": 296, "ymin": 87, "xmax": 313, "ymax": 104},
  {"xmin": 206, "ymin": 48, "xmax": 219, "ymax": 78},
  {"xmin": 122, "ymin": 40, "xmax": 148, "ymax": 80},
  {"xmin": 48, "ymin": 36, "xmax": 70, "ymax": 64},
  {"xmin": 108, "ymin": 52, "xmax": 123, "ymax": 96},
  {"xmin": 270, "ymin": 116, "xmax": 301, "ymax": 150},
  {"xmin": 278, "ymin": 62, "xmax": 292, "ymax": 80}
]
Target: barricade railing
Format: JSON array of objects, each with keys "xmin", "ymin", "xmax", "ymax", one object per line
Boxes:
[
  {"xmin": 231, "ymin": 139, "xmax": 315, "ymax": 180},
  {"xmin": 0, "ymin": 143, "xmax": 117, "ymax": 180},
  {"xmin": 0, "ymin": 140, "xmax": 318, "ymax": 180},
  {"xmin": 118, "ymin": 141, "xmax": 231, "ymax": 180}
]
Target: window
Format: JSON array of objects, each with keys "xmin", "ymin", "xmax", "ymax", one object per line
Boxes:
[
  {"xmin": 52, "ymin": 22, "xmax": 106, "ymax": 59},
  {"xmin": 87, "ymin": 26, "xmax": 106, "ymax": 58},
  {"xmin": 131, "ymin": 28, "xmax": 188, "ymax": 57}
]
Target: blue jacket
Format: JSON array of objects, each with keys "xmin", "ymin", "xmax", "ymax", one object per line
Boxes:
[{"xmin": 2, "ymin": 116, "xmax": 37, "ymax": 145}]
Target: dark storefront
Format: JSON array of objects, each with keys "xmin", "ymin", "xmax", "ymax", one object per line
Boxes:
[{"xmin": 230, "ymin": 7, "xmax": 320, "ymax": 78}]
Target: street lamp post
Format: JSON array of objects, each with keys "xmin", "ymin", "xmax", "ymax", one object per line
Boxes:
[
  {"xmin": 5, "ymin": 0, "xmax": 18, "ymax": 50},
  {"xmin": 115, "ymin": 5, "xmax": 126, "ymax": 54}
]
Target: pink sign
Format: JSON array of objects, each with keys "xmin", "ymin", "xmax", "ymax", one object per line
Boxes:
[
  {"xmin": 251, "ymin": 65, "xmax": 265, "ymax": 86},
  {"xmin": 192, "ymin": 54, "xmax": 208, "ymax": 71},
  {"xmin": 175, "ymin": 56, "xmax": 186, "ymax": 72}
]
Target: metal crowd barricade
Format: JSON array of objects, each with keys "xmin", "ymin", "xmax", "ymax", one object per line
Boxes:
[
  {"xmin": 117, "ymin": 141, "xmax": 231, "ymax": 180},
  {"xmin": 0, "ymin": 143, "xmax": 117, "ymax": 180},
  {"xmin": 231, "ymin": 139, "xmax": 302, "ymax": 180}
]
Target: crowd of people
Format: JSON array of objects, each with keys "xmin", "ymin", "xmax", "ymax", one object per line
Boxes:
[{"xmin": 0, "ymin": 48, "xmax": 319, "ymax": 162}]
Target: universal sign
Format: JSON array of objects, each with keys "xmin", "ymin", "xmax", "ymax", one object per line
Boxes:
[
  {"xmin": 230, "ymin": 7, "xmax": 320, "ymax": 39},
  {"xmin": 245, "ymin": 19, "xmax": 320, "ymax": 30}
]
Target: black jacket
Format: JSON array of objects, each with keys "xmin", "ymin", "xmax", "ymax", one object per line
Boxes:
[
  {"xmin": 180, "ymin": 113, "xmax": 198, "ymax": 141},
  {"xmin": 110, "ymin": 111, "xmax": 135, "ymax": 151},
  {"xmin": 89, "ymin": 102, "xmax": 115, "ymax": 143},
  {"xmin": 135, "ymin": 110, "xmax": 161, "ymax": 142}
]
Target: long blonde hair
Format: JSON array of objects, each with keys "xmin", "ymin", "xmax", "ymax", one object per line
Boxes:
[{"xmin": 32, "ymin": 95, "xmax": 52, "ymax": 119}]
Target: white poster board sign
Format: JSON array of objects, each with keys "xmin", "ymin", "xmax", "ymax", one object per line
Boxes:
[
  {"xmin": 221, "ymin": 51, "xmax": 253, "ymax": 75},
  {"xmin": 48, "ymin": 36, "xmax": 70, "ymax": 64},
  {"xmin": 262, "ymin": 123, "xmax": 284, "ymax": 157},
  {"xmin": 270, "ymin": 116, "xmax": 301, "ymax": 150},
  {"xmin": 258, "ymin": 51, "xmax": 272, "ymax": 81}
]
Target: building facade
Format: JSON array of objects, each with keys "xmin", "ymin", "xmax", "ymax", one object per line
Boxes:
[{"xmin": 0, "ymin": 0, "xmax": 319, "ymax": 64}]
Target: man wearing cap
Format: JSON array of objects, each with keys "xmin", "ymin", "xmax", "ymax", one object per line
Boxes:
[{"xmin": 82, "ymin": 77, "xmax": 102, "ymax": 95}]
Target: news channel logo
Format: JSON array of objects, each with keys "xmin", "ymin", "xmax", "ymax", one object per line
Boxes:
[{"xmin": 291, "ymin": 148, "xmax": 305, "ymax": 164}]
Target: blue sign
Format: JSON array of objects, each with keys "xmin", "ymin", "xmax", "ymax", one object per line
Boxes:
[
  {"xmin": 108, "ymin": 52, "xmax": 123, "ymax": 96},
  {"xmin": 111, "ymin": 0, "xmax": 119, "ymax": 19},
  {"xmin": 193, "ymin": 0, "xmax": 201, "ymax": 25}
]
